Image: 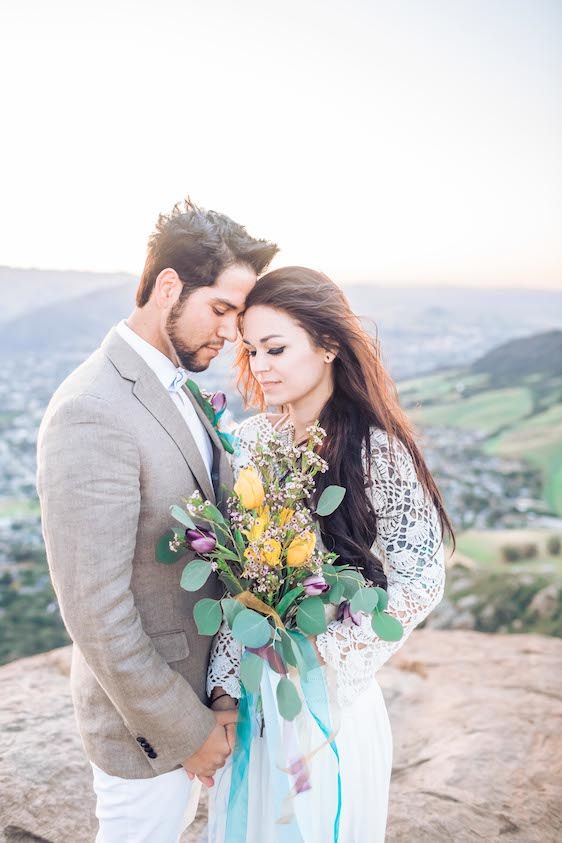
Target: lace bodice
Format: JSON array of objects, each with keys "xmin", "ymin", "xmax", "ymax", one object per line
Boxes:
[{"xmin": 206, "ymin": 414, "xmax": 446, "ymax": 706}]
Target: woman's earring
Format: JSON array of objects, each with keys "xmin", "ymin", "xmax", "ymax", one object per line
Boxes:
[{"xmin": 325, "ymin": 353, "xmax": 334, "ymax": 363}]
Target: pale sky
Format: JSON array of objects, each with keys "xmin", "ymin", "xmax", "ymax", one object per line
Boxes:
[{"xmin": 1, "ymin": 0, "xmax": 561, "ymax": 288}]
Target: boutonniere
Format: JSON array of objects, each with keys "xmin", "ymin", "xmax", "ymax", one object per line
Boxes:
[{"xmin": 185, "ymin": 379, "xmax": 237, "ymax": 455}]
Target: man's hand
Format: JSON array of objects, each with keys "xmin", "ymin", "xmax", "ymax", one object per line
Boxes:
[{"xmin": 182, "ymin": 709, "xmax": 238, "ymax": 787}]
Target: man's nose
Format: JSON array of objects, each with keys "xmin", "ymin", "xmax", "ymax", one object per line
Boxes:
[{"xmin": 217, "ymin": 316, "xmax": 238, "ymax": 343}]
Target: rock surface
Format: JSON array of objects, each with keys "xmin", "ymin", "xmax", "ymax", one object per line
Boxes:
[{"xmin": 1, "ymin": 630, "xmax": 561, "ymax": 842}]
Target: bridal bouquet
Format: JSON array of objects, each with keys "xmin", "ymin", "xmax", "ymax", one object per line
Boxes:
[{"xmin": 157, "ymin": 421, "xmax": 403, "ymax": 721}]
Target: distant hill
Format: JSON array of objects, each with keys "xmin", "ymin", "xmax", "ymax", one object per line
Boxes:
[
  {"xmin": 0, "ymin": 266, "xmax": 135, "ymax": 323},
  {"xmin": 0, "ymin": 282, "xmax": 136, "ymax": 353},
  {"xmin": 471, "ymin": 329, "xmax": 562, "ymax": 383},
  {"xmin": 400, "ymin": 330, "xmax": 562, "ymax": 516}
]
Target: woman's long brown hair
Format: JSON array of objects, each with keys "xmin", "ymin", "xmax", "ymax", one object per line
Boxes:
[{"xmin": 236, "ymin": 267, "xmax": 454, "ymax": 588}]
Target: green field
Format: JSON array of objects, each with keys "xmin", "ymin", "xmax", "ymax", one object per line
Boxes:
[
  {"xmin": 484, "ymin": 404, "xmax": 562, "ymax": 516},
  {"xmin": 398, "ymin": 365, "xmax": 562, "ymax": 517},
  {"xmin": 409, "ymin": 386, "xmax": 533, "ymax": 435}
]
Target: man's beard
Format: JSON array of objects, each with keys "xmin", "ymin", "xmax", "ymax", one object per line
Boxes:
[{"xmin": 166, "ymin": 306, "xmax": 209, "ymax": 373}]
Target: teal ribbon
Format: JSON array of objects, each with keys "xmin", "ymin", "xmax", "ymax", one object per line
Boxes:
[
  {"xmin": 185, "ymin": 379, "xmax": 237, "ymax": 455},
  {"xmin": 225, "ymin": 640, "xmax": 342, "ymax": 843},
  {"xmin": 290, "ymin": 631, "xmax": 342, "ymax": 842},
  {"xmin": 224, "ymin": 688, "xmax": 255, "ymax": 842}
]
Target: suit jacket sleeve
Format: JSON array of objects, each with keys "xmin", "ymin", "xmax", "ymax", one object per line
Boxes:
[{"xmin": 37, "ymin": 392, "xmax": 215, "ymax": 773}]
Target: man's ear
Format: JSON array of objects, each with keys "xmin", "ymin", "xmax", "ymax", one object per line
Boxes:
[{"xmin": 153, "ymin": 268, "xmax": 182, "ymax": 310}]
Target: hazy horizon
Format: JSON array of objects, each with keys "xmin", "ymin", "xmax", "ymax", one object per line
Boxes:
[{"xmin": 1, "ymin": 263, "xmax": 562, "ymax": 293}]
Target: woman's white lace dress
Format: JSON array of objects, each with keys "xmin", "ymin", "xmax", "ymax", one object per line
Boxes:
[{"xmin": 206, "ymin": 415, "xmax": 446, "ymax": 843}]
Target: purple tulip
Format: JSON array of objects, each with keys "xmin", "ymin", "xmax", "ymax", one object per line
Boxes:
[
  {"xmin": 302, "ymin": 574, "xmax": 329, "ymax": 597},
  {"xmin": 336, "ymin": 599, "xmax": 362, "ymax": 626},
  {"xmin": 210, "ymin": 391, "xmax": 227, "ymax": 413},
  {"xmin": 185, "ymin": 528, "xmax": 217, "ymax": 555}
]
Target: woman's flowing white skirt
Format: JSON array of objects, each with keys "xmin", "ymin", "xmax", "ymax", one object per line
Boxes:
[{"xmin": 208, "ymin": 676, "xmax": 393, "ymax": 843}]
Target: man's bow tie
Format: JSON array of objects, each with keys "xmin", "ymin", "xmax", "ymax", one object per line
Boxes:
[{"xmin": 168, "ymin": 368, "xmax": 189, "ymax": 393}]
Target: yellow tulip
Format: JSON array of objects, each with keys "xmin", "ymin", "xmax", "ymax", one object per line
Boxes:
[
  {"xmin": 234, "ymin": 466, "xmax": 265, "ymax": 510},
  {"xmin": 277, "ymin": 507, "xmax": 295, "ymax": 527},
  {"xmin": 243, "ymin": 506, "xmax": 270, "ymax": 542},
  {"xmin": 262, "ymin": 538, "xmax": 282, "ymax": 567},
  {"xmin": 287, "ymin": 531, "xmax": 316, "ymax": 567}
]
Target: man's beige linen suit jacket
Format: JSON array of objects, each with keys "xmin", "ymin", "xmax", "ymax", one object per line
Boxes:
[{"xmin": 37, "ymin": 328, "xmax": 233, "ymax": 778}]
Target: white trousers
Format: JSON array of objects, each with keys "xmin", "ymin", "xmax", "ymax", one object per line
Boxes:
[{"xmin": 91, "ymin": 762, "xmax": 202, "ymax": 843}]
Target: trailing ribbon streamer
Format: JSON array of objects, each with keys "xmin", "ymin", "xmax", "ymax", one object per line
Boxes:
[
  {"xmin": 260, "ymin": 668, "xmax": 305, "ymax": 842},
  {"xmin": 290, "ymin": 632, "xmax": 342, "ymax": 842},
  {"xmin": 224, "ymin": 641, "xmax": 341, "ymax": 842},
  {"xmin": 224, "ymin": 688, "xmax": 255, "ymax": 842}
]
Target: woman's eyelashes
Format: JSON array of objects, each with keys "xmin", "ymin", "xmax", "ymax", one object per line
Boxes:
[{"xmin": 248, "ymin": 346, "xmax": 286, "ymax": 357}]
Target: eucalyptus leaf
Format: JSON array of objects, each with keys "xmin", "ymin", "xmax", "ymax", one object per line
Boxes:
[
  {"xmin": 194, "ymin": 598, "xmax": 222, "ymax": 635},
  {"xmin": 180, "ymin": 559, "xmax": 213, "ymax": 592},
  {"xmin": 371, "ymin": 611, "xmax": 403, "ymax": 641},
  {"xmin": 326, "ymin": 580, "xmax": 345, "ymax": 605},
  {"xmin": 296, "ymin": 596, "xmax": 327, "ymax": 635},
  {"xmin": 222, "ymin": 597, "xmax": 244, "ymax": 627},
  {"xmin": 279, "ymin": 630, "xmax": 299, "ymax": 669},
  {"xmin": 232, "ymin": 609, "xmax": 272, "ymax": 648},
  {"xmin": 321, "ymin": 565, "xmax": 339, "ymax": 585},
  {"xmin": 240, "ymin": 651, "xmax": 263, "ymax": 693},
  {"xmin": 276, "ymin": 677, "xmax": 302, "ymax": 721},
  {"xmin": 373, "ymin": 586, "xmax": 389, "ymax": 611},
  {"xmin": 315, "ymin": 485, "xmax": 346, "ymax": 517},
  {"xmin": 340, "ymin": 570, "xmax": 365, "ymax": 599},
  {"xmin": 169, "ymin": 505, "xmax": 196, "ymax": 530},
  {"xmin": 350, "ymin": 587, "xmax": 379, "ymax": 614},
  {"xmin": 156, "ymin": 530, "xmax": 188, "ymax": 565}
]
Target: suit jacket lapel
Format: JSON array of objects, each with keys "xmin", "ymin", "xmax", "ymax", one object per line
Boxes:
[
  {"xmin": 181, "ymin": 384, "xmax": 234, "ymax": 504},
  {"xmin": 102, "ymin": 329, "xmax": 216, "ymax": 505}
]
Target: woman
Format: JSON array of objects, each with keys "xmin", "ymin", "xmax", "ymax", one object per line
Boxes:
[{"xmin": 206, "ymin": 267, "xmax": 453, "ymax": 842}]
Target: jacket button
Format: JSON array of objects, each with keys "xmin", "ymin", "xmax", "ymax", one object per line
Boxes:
[
  {"xmin": 147, "ymin": 751, "xmax": 157, "ymax": 759},
  {"xmin": 136, "ymin": 737, "xmax": 147, "ymax": 744}
]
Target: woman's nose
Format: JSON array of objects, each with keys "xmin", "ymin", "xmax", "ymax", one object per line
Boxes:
[{"xmin": 252, "ymin": 353, "xmax": 271, "ymax": 373}]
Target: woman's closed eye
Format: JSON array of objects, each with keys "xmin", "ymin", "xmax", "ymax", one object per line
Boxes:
[{"xmin": 248, "ymin": 346, "xmax": 285, "ymax": 357}]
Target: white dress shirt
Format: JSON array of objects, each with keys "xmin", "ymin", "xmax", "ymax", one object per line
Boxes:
[{"xmin": 116, "ymin": 320, "xmax": 213, "ymax": 480}]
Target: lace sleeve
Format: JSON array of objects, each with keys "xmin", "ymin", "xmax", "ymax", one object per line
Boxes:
[
  {"xmin": 206, "ymin": 621, "xmax": 243, "ymax": 700},
  {"xmin": 315, "ymin": 428, "xmax": 446, "ymax": 706}
]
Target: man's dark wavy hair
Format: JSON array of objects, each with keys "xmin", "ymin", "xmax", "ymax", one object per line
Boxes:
[{"xmin": 136, "ymin": 198, "xmax": 279, "ymax": 307}]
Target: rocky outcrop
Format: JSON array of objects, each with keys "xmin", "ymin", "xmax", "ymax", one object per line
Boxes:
[{"xmin": 1, "ymin": 630, "xmax": 561, "ymax": 842}]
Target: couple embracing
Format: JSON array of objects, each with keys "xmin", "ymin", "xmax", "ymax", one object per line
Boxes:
[{"xmin": 37, "ymin": 199, "xmax": 451, "ymax": 842}]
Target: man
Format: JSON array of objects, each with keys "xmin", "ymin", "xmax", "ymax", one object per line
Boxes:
[{"xmin": 36, "ymin": 200, "xmax": 278, "ymax": 841}]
